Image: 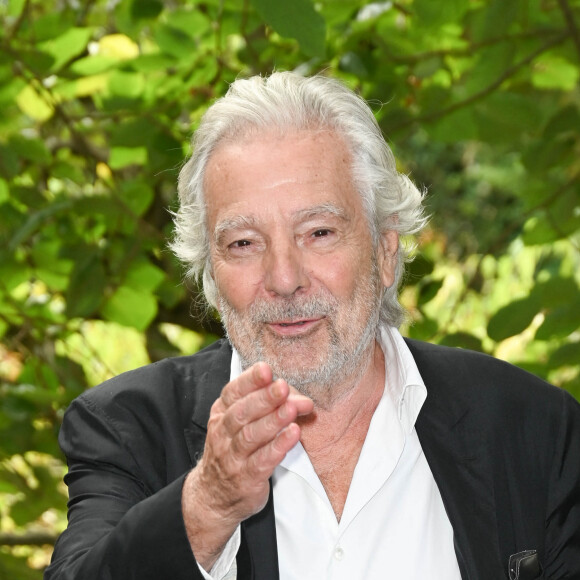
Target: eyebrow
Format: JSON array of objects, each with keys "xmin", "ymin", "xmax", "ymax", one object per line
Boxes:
[
  {"xmin": 292, "ymin": 203, "xmax": 349, "ymax": 223},
  {"xmin": 213, "ymin": 203, "xmax": 350, "ymax": 245},
  {"xmin": 214, "ymin": 215, "xmax": 258, "ymax": 245}
]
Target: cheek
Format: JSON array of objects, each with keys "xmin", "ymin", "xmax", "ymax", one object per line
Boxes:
[
  {"xmin": 212, "ymin": 260, "xmax": 263, "ymax": 310},
  {"xmin": 312, "ymin": 253, "xmax": 363, "ymax": 298}
]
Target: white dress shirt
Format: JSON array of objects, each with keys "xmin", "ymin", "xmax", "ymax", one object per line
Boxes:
[{"xmin": 200, "ymin": 326, "xmax": 461, "ymax": 579}]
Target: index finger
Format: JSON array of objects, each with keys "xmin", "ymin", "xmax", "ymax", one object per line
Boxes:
[{"xmin": 220, "ymin": 362, "xmax": 274, "ymax": 407}]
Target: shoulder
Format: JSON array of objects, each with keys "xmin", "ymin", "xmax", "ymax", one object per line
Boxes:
[
  {"xmin": 72, "ymin": 338, "xmax": 232, "ymax": 423},
  {"xmin": 405, "ymin": 338, "xmax": 578, "ymax": 420}
]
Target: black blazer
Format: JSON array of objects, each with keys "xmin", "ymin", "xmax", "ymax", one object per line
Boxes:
[{"xmin": 45, "ymin": 339, "xmax": 580, "ymax": 580}]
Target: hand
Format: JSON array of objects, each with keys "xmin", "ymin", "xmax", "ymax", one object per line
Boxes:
[{"xmin": 182, "ymin": 362, "xmax": 313, "ymax": 569}]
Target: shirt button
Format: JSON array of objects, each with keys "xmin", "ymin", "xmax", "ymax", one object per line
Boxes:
[{"xmin": 334, "ymin": 547, "xmax": 344, "ymax": 561}]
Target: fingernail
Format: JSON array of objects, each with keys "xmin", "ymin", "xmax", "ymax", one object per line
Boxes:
[{"xmin": 270, "ymin": 380, "xmax": 283, "ymax": 398}]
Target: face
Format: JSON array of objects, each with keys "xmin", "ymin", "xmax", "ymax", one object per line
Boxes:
[{"xmin": 204, "ymin": 129, "xmax": 397, "ymax": 400}]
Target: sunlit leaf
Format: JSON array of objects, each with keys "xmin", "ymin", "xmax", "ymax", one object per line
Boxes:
[
  {"xmin": 15, "ymin": 84, "xmax": 54, "ymax": 121},
  {"xmin": 532, "ymin": 55, "xmax": 579, "ymax": 91},
  {"xmin": 109, "ymin": 146, "xmax": 148, "ymax": 169},
  {"xmin": 38, "ymin": 27, "xmax": 93, "ymax": 72},
  {"xmin": 102, "ymin": 286, "xmax": 158, "ymax": 331},
  {"xmin": 98, "ymin": 33, "xmax": 140, "ymax": 59}
]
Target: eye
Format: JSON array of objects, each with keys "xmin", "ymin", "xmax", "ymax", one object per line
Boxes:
[
  {"xmin": 313, "ymin": 229, "xmax": 332, "ymax": 237},
  {"xmin": 229, "ymin": 239, "xmax": 252, "ymax": 248}
]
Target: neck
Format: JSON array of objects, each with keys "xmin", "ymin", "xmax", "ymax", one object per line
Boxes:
[
  {"xmin": 298, "ymin": 339, "xmax": 385, "ymax": 449},
  {"xmin": 296, "ymin": 339, "xmax": 386, "ymax": 521}
]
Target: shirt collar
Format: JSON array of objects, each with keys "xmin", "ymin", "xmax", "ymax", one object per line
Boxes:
[
  {"xmin": 228, "ymin": 324, "xmax": 427, "ymax": 434},
  {"xmin": 377, "ymin": 325, "xmax": 427, "ymax": 434}
]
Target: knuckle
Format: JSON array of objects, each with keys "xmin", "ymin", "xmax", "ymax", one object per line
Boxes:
[{"xmin": 240, "ymin": 423, "xmax": 255, "ymax": 446}]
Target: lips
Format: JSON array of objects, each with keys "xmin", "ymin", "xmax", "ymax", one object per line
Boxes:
[{"xmin": 268, "ymin": 317, "xmax": 323, "ymax": 335}]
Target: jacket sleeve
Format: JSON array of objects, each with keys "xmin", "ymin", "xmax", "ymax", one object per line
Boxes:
[
  {"xmin": 44, "ymin": 394, "xmax": 204, "ymax": 580},
  {"xmin": 543, "ymin": 388, "xmax": 580, "ymax": 579}
]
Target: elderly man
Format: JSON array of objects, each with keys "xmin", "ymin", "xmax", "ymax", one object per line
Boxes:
[{"xmin": 46, "ymin": 73, "xmax": 579, "ymax": 580}]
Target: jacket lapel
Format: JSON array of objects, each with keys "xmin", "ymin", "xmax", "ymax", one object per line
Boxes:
[
  {"xmin": 182, "ymin": 339, "xmax": 279, "ymax": 579},
  {"xmin": 408, "ymin": 340, "xmax": 506, "ymax": 580}
]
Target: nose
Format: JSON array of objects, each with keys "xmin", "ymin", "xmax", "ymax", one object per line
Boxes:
[{"xmin": 263, "ymin": 239, "xmax": 310, "ymax": 298}]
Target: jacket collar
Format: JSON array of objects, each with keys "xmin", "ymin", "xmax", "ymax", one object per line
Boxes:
[{"xmin": 407, "ymin": 339, "xmax": 505, "ymax": 580}]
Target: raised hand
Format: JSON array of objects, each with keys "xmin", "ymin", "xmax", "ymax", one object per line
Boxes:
[{"xmin": 181, "ymin": 362, "xmax": 313, "ymax": 570}]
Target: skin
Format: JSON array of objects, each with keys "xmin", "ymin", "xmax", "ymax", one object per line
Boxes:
[{"xmin": 181, "ymin": 129, "xmax": 399, "ymax": 571}]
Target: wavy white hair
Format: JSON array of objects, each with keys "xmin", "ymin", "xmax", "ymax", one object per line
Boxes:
[{"xmin": 171, "ymin": 72, "xmax": 427, "ymax": 327}]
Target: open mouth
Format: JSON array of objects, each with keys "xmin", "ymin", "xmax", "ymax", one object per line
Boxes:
[{"xmin": 279, "ymin": 321, "xmax": 308, "ymax": 327}]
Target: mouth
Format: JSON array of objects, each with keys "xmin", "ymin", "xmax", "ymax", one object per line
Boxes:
[{"xmin": 267, "ymin": 317, "xmax": 324, "ymax": 335}]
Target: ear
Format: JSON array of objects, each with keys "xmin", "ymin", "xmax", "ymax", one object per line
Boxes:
[{"xmin": 377, "ymin": 230, "xmax": 399, "ymax": 289}]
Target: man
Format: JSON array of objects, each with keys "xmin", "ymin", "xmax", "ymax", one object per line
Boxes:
[{"xmin": 46, "ymin": 73, "xmax": 579, "ymax": 580}]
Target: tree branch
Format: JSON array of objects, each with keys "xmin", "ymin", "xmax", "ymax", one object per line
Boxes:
[
  {"xmin": 556, "ymin": 0, "xmax": 580, "ymax": 61},
  {"xmin": 388, "ymin": 32, "xmax": 569, "ymax": 132},
  {"xmin": 380, "ymin": 28, "xmax": 564, "ymax": 65},
  {"xmin": 0, "ymin": 531, "xmax": 59, "ymax": 547}
]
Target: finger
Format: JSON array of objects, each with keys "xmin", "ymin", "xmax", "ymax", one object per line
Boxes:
[
  {"xmin": 224, "ymin": 379, "xmax": 291, "ymax": 440},
  {"xmin": 246, "ymin": 423, "xmax": 301, "ymax": 478},
  {"xmin": 287, "ymin": 386, "xmax": 314, "ymax": 417},
  {"xmin": 220, "ymin": 362, "xmax": 273, "ymax": 408}
]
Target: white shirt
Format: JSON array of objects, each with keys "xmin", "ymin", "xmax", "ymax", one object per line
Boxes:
[{"xmin": 200, "ymin": 326, "xmax": 461, "ymax": 579}]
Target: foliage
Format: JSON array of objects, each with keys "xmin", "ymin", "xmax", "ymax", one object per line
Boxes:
[{"xmin": 0, "ymin": 0, "xmax": 579, "ymax": 575}]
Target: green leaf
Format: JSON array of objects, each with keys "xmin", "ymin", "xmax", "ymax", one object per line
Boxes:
[
  {"xmin": 535, "ymin": 302, "xmax": 580, "ymax": 341},
  {"xmin": 154, "ymin": 24, "xmax": 198, "ymax": 60},
  {"xmin": 108, "ymin": 70, "xmax": 146, "ymax": 98},
  {"xmin": 118, "ymin": 179, "xmax": 154, "ymax": 216},
  {"xmin": 522, "ymin": 136, "xmax": 575, "ymax": 174},
  {"xmin": 438, "ymin": 332, "xmax": 484, "ymax": 352},
  {"xmin": 250, "ymin": 0, "xmax": 326, "ymax": 58},
  {"xmin": 38, "ymin": 27, "xmax": 93, "ymax": 72},
  {"xmin": 414, "ymin": 0, "xmax": 469, "ymax": 27},
  {"xmin": 8, "ymin": 200, "xmax": 74, "ymax": 252},
  {"xmin": 418, "ymin": 279, "xmax": 443, "ymax": 305},
  {"xmin": 532, "ymin": 55, "xmax": 579, "ymax": 91},
  {"xmin": 542, "ymin": 105, "xmax": 580, "ymax": 140},
  {"xmin": 165, "ymin": 8, "xmax": 211, "ymax": 37},
  {"xmin": 487, "ymin": 295, "xmax": 540, "ymax": 342},
  {"xmin": 130, "ymin": 0, "xmax": 163, "ymax": 20},
  {"xmin": 65, "ymin": 253, "xmax": 107, "ymax": 318},
  {"xmin": 15, "ymin": 84, "xmax": 54, "ymax": 121},
  {"xmin": 109, "ymin": 146, "xmax": 148, "ymax": 169},
  {"xmin": 549, "ymin": 342, "xmax": 580, "ymax": 369},
  {"xmin": 0, "ymin": 178, "xmax": 8, "ymax": 203},
  {"xmin": 102, "ymin": 286, "xmax": 158, "ymax": 331},
  {"xmin": 408, "ymin": 316, "xmax": 438, "ymax": 341},
  {"xmin": 9, "ymin": 135, "xmax": 51, "ymax": 165},
  {"xmin": 522, "ymin": 214, "xmax": 560, "ymax": 246},
  {"xmin": 12, "ymin": 49, "xmax": 55, "ymax": 75},
  {"xmin": 70, "ymin": 55, "xmax": 120, "ymax": 75},
  {"xmin": 426, "ymin": 108, "xmax": 478, "ymax": 143},
  {"xmin": 533, "ymin": 277, "xmax": 579, "ymax": 308},
  {"xmin": 123, "ymin": 259, "xmax": 165, "ymax": 292},
  {"xmin": 475, "ymin": 92, "xmax": 543, "ymax": 144},
  {"xmin": 406, "ymin": 254, "xmax": 434, "ymax": 281}
]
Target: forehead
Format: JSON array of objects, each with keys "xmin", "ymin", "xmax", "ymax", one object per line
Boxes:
[{"xmin": 203, "ymin": 129, "xmax": 364, "ymax": 227}]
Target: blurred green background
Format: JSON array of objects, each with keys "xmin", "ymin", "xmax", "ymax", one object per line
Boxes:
[{"xmin": 0, "ymin": 0, "xmax": 579, "ymax": 576}]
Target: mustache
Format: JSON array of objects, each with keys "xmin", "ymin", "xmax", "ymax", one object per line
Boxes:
[{"xmin": 247, "ymin": 294, "xmax": 338, "ymax": 323}]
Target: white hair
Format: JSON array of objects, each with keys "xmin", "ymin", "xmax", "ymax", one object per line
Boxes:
[{"xmin": 171, "ymin": 72, "xmax": 427, "ymax": 327}]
